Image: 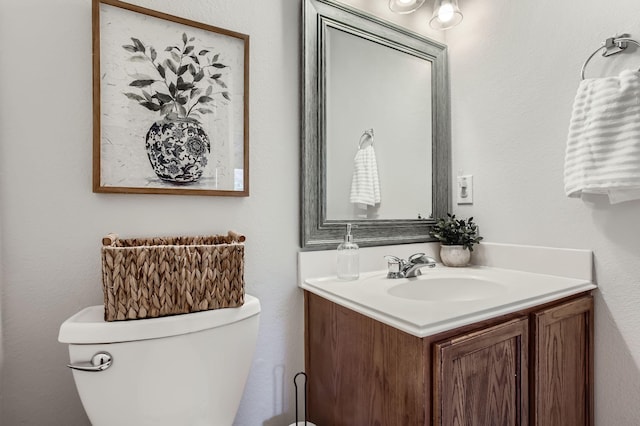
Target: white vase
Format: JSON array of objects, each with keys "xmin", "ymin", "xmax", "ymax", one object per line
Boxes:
[{"xmin": 439, "ymin": 245, "xmax": 471, "ymax": 267}]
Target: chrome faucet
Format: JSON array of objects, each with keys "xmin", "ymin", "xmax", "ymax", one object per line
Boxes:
[{"xmin": 384, "ymin": 253, "xmax": 437, "ymax": 278}]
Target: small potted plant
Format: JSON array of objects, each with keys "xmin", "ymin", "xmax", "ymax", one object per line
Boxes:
[
  {"xmin": 429, "ymin": 213, "xmax": 483, "ymax": 267},
  {"xmin": 122, "ymin": 33, "xmax": 230, "ymax": 184}
]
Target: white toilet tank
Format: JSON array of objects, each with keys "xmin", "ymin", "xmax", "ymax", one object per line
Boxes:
[{"xmin": 58, "ymin": 295, "xmax": 260, "ymax": 426}]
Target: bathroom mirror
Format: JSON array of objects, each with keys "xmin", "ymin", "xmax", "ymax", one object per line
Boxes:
[{"xmin": 302, "ymin": 0, "xmax": 450, "ymax": 250}]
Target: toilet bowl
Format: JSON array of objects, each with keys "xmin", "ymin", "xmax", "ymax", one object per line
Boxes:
[{"xmin": 58, "ymin": 294, "xmax": 260, "ymax": 426}]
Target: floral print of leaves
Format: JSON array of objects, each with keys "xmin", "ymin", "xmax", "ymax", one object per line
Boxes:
[{"xmin": 123, "ymin": 34, "xmax": 231, "ymax": 119}]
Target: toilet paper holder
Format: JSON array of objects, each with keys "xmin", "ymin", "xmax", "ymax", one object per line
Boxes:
[{"xmin": 290, "ymin": 371, "xmax": 316, "ymax": 426}]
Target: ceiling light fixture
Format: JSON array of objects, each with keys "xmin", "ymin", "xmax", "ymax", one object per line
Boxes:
[
  {"xmin": 388, "ymin": 0, "xmax": 464, "ymax": 31},
  {"xmin": 388, "ymin": 0, "xmax": 426, "ymax": 15},
  {"xmin": 429, "ymin": 0, "xmax": 463, "ymax": 30}
]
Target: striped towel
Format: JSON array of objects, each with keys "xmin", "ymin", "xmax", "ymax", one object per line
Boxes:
[
  {"xmin": 564, "ymin": 69, "xmax": 640, "ymax": 204},
  {"xmin": 350, "ymin": 145, "xmax": 381, "ymax": 206}
]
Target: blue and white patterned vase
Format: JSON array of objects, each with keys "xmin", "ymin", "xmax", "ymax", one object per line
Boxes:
[{"xmin": 145, "ymin": 119, "xmax": 211, "ymax": 184}]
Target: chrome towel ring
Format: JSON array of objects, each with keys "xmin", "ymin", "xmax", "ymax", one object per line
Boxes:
[
  {"xmin": 358, "ymin": 128, "xmax": 374, "ymax": 149},
  {"xmin": 581, "ymin": 35, "xmax": 640, "ymax": 80}
]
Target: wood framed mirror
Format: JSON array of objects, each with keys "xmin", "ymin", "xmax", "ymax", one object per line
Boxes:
[{"xmin": 301, "ymin": 0, "xmax": 450, "ymax": 249}]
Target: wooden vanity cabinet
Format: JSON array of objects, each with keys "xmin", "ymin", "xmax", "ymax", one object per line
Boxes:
[
  {"xmin": 304, "ymin": 291, "xmax": 427, "ymax": 425},
  {"xmin": 304, "ymin": 291, "xmax": 593, "ymax": 426}
]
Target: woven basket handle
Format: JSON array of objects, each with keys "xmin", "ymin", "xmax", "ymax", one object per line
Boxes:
[
  {"xmin": 227, "ymin": 230, "xmax": 246, "ymax": 243},
  {"xmin": 102, "ymin": 233, "xmax": 118, "ymax": 246}
]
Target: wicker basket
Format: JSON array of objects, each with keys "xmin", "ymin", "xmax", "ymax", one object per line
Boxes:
[{"xmin": 101, "ymin": 231, "xmax": 245, "ymax": 321}]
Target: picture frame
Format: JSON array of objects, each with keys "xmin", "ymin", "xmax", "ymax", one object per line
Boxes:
[{"xmin": 92, "ymin": 0, "xmax": 249, "ymax": 196}]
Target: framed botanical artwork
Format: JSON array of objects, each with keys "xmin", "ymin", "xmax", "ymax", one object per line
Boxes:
[{"xmin": 92, "ymin": 0, "xmax": 249, "ymax": 196}]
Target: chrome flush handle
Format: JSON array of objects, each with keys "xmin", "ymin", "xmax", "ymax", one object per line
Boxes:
[{"xmin": 67, "ymin": 352, "xmax": 112, "ymax": 372}]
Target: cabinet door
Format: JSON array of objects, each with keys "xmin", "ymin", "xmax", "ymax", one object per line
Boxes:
[
  {"xmin": 434, "ymin": 317, "xmax": 529, "ymax": 426},
  {"xmin": 533, "ymin": 296, "xmax": 593, "ymax": 426}
]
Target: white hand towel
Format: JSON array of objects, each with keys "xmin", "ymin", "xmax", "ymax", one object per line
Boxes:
[
  {"xmin": 564, "ymin": 69, "xmax": 640, "ymax": 204},
  {"xmin": 350, "ymin": 145, "xmax": 381, "ymax": 206}
]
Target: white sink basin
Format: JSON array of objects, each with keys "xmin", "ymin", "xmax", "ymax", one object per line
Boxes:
[
  {"xmin": 301, "ymin": 265, "xmax": 595, "ymax": 338},
  {"xmin": 387, "ymin": 276, "xmax": 506, "ymax": 302}
]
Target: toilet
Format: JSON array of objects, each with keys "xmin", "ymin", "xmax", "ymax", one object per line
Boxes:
[{"xmin": 58, "ymin": 294, "xmax": 260, "ymax": 426}]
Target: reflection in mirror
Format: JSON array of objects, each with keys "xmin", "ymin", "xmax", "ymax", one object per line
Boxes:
[
  {"xmin": 325, "ymin": 26, "xmax": 433, "ymax": 220},
  {"xmin": 302, "ymin": 0, "xmax": 450, "ymax": 250}
]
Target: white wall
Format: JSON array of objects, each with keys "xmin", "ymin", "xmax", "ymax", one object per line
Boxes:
[
  {"xmin": 0, "ymin": 0, "xmax": 302, "ymax": 424},
  {"xmin": 7, "ymin": 0, "xmax": 635, "ymax": 424},
  {"xmin": 448, "ymin": 0, "xmax": 640, "ymax": 423}
]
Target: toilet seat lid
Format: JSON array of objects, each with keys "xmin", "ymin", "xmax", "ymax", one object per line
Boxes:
[{"xmin": 58, "ymin": 294, "xmax": 260, "ymax": 344}]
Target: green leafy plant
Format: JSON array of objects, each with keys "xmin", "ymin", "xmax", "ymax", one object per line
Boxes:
[
  {"xmin": 429, "ymin": 213, "xmax": 483, "ymax": 251},
  {"xmin": 122, "ymin": 32, "xmax": 230, "ymax": 121}
]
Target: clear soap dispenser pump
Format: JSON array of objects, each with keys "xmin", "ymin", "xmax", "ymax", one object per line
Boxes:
[{"xmin": 337, "ymin": 223, "xmax": 359, "ymax": 280}]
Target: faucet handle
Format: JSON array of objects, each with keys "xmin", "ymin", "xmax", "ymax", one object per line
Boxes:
[
  {"xmin": 408, "ymin": 253, "xmax": 437, "ymax": 265},
  {"xmin": 384, "ymin": 255, "xmax": 404, "ymax": 278},
  {"xmin": 384, "ymin": 255, "xmax": 403, "ymax": 269}
]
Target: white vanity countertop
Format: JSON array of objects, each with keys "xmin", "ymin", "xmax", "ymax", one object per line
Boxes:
[{"xmin": 300, "ymin": 265, "xmax": 596, "ymax": 338}]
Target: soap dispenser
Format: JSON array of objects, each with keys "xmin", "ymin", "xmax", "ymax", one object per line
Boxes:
[{"xmin": 337, "ymin": 223, "xmax": 359, "ymax": 280}]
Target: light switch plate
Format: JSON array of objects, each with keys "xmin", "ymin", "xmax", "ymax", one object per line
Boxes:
[{"xmin": 457, "ymin": 175, "xmax": 473, "ymax": 204}]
